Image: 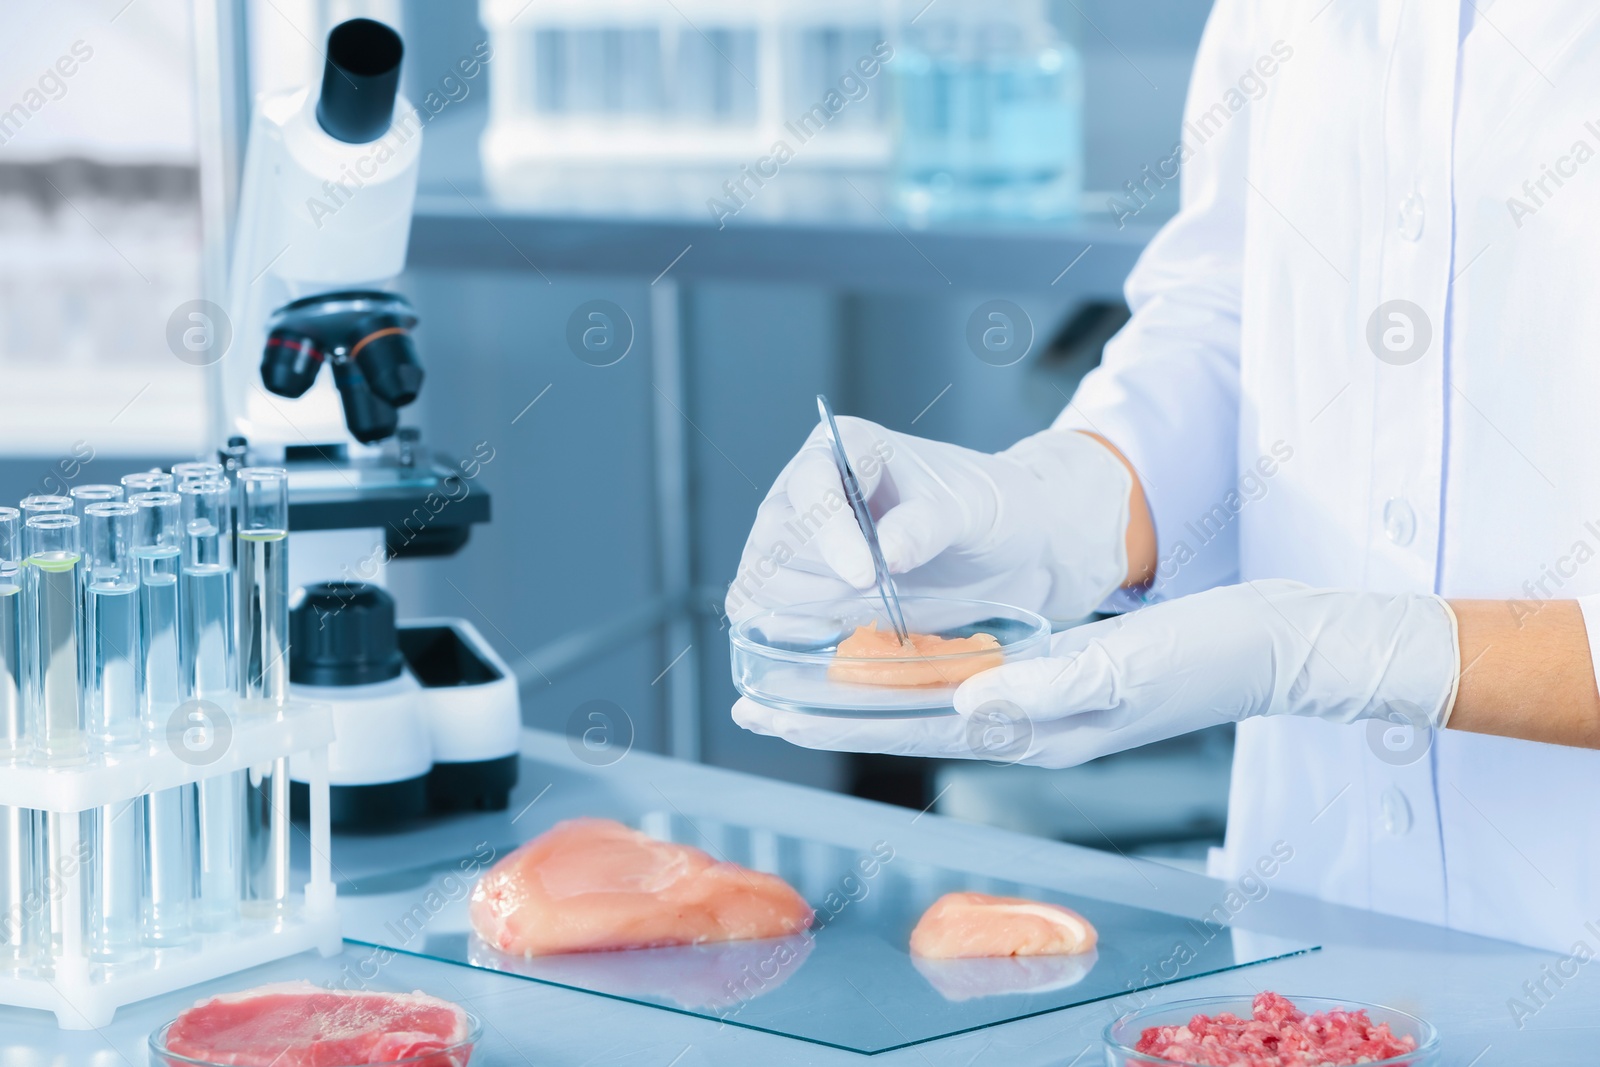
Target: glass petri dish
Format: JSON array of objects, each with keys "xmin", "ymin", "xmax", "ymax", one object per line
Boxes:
[
  {"xmin": 1103, "ymin": 995, "xmax": 1439, "ymax": 1066},
  {"xmin": 149, "ymin": 1010, "xmax": 482, "ymax": 1067},
  {"xmin": 730, "ymin": 596, "xmax": 1050, "ymax": 718}
]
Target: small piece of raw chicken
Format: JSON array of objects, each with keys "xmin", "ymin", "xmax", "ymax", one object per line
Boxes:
[
  {"xmin": 909, "ymin": 891, "xmax": 1098, "ymax": 959},
  {"xmin": 828, "ymin": 623, "xmax": 1003, "ymax": 688},
  {"xmin": 469, "ymin": 818, "xmax": 814, "ymax": 956}
]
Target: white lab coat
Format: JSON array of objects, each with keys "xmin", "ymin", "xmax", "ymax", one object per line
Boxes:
[{"xmin": 1058, "ymin": 0, "xmax": 1600, "ymax": 952}]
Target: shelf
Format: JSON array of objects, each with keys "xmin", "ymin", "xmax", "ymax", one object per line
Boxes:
[
  {"xmin": 407, "ymin": 178, "xmax": 1165, "ymax": 296},
  {"xmin": 398, "ymin": 97, "xmax": 1170, "ymax": 295}
]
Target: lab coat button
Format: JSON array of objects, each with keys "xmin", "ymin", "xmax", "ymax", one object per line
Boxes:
[
  {"xmin": 1398, "ymin": 192, "xmax": 1425, "ymax": 241},
  {"xmin": 1380, "ymin": 785, "xmax": 1413, "ymax": 836},
  {"xmin": 1382, "ymin": 498, "xmax": 1416, "ymax": 546}
]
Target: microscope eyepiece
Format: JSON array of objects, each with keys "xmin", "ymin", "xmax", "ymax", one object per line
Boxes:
[{"xmin": 316, "ymin": 18, "xmax": 403, "ymax": 144}]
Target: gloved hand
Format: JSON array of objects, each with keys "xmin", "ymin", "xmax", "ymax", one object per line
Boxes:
[
  {"xmin": 734, "ymin": 580, "xmax": 1461, "ymax": 768},
  {"xmin": 725, "ymin": 417, "xmax": 1133, "ymax": 625}
]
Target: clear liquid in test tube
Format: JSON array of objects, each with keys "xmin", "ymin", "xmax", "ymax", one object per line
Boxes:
[
  {"xmin": 0, "ymin": 509, "xmax": 24, "ymax": 759},
  {"xmin": 83, "ymin": 502, "xmax": 139, "ymax": 752},
  {"xmin": 24, "ymin": 514, "xmax": 84, "ymax": 768},
  {"xmin": 132, "ymin": 492, "xmax": 196, "ymax": 946},
  {"xmin": 81, "ymin": 503, "xmax": 142, "ymax": 965},
  {"xmin": 236, "ymin": 469, "xmax": 290, "ymax": 917},
  {"xmin": 16, "ymin": 500, "xmax": 69, "ymax": 753},
  {"xmin": 178, "ymin": 480, "xmax": 239, "ymax": 932},
  {"xmin": 0, "ymin": 509, "xmax": 39, "ymax": 970},
  {"xmin": 68, "ymin": 487, "xmax": 121, "ymax": 706}
]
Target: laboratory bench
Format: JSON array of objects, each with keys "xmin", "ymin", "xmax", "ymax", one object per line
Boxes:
[{"xmin": 18, "ymin": 730, "xmax": 1581, "ymax": 1065}]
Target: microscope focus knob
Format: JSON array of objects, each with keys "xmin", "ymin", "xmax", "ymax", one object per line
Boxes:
[{"xmin": 290, "ymin": 582, "xmax": 405, "ymax": 687}]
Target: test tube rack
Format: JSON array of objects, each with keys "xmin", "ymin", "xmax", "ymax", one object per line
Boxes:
[{"xmin": 0, "ymin": 699, "xmax": 339, "ymax": 1029}]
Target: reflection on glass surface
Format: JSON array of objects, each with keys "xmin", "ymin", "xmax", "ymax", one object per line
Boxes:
[
  {"xmin": 913, "ymin": 950, "xmax": 1097, "ymax": 1002},
  {"xmin": 467, "ymin": 932, "xmax": 814, "ymax": 1014},
  {"xmin": 344, "ymin": 812, "xmax": 1315, "ymax": 1055}
]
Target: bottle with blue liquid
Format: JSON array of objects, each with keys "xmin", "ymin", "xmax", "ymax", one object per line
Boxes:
[{"xmin": 891, "ymin": 0, "xmax": 1084, "ymax": 222}]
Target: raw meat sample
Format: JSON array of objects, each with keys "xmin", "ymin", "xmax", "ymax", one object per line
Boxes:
[
  {"xmin": 913, "ymin": 951, "xmax": 1097, "ymax": 1001},
  {"xmin": 1133, "ymin": 991, "xmax": 1418, "ymax": 1066},
  {"xmin": 469, "ymin": 817, "xmax": 813, "ymax": 956},
  {"xmin": 909, "ymin": 892, "xmax": 1097, "ymax": 959},
  {"xmin": 159, "ymin": 981, "xmax": 472, "ymax": 1067},
  {"xmin": 828, "ymin": 623, "xmax": 1003, "ymax": 687}
]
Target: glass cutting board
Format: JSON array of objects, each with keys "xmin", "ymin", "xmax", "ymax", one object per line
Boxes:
[{"xmin": 342, "ymin": 812, "xmax": 1315, "ymax": 1055}]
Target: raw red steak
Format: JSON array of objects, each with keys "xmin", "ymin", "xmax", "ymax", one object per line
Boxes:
[
  {"xmin": 1134, "ymin": 991, "xmax": 1417, "ymax": 1066},
  {"xmin": 160, "ymin": 981, "xmax": 472, "ymax": 1067}
]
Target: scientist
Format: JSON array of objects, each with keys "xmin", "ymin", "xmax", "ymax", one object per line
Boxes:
[{"xmin": 728, "ymin": 1, "xmax": 1600, "ymax": 953}]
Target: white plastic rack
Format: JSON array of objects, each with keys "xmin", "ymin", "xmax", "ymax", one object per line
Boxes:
[{"xmin": 0, "ymin": 699, "xmax": 338, "ymax": 1029}]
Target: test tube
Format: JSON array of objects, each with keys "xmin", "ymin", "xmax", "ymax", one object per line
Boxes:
[
  {"xmin": 24, "ymin": 515, "xmax": 84, "ymax": 961},
  {"xmin": 171, "ymin": 462, "xmax": 224, "ymax": 486},
  {"xmin": 178, "ymin": 481, "xmax": 234, "ymax": 706},
  {"xmin": 69, "ymin": 485, "xmax": 123, "ymax": 520},
  {"xmin": 132, "ymin": 492, "xmax": 196, "ymax": 946},
  {"xmin": 79, "ymin": 507, "xmax": 142, "ymax": 966},
  {"xmin": 14, "ymin": 500, "xmax": 63, "ymax": 765},
  {"xmin": 121, "ymin": 471, "xmax": 175, "ymax": 495},
  {"xmin": 14, "ymin": 501, "xmax": 69, "ymax": 762},
  {"xmin": 236, "ymin": 470, "xmax": 289, "ymax": 917},
  {"xmin": 23, "ymin": 515, "xmax": 84, "ymax": 767},
  {"xmin": 178, "ymin": 480, "xmax": 239, "ymax": 932},
  {"xmin": 19, "ymin": 495, "xmax": 71, "ymax": 516},
  {"xmin": 0, "ymin": 509, "xmax": 23, "ymax": 761},
  {"xmin": 0, "ymin": 510, "xmax": 38, "ymax": 969},
  {"xmin": 68, "ymin": 488, "xmax": 122, "ymax": 695},
  {"xmin": 83, "ymin": 503, "xmax": 139, "ymax": 752},
  {"xmin": 236, "ymin": 470, "xmax": 289, "ymax": 708}
]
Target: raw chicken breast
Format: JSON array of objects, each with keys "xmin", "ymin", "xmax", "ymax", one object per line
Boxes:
[
  {"xmin": 909, "ymin": 892, "xmax": 1097, "ymax": 959},
  {"xmin": 828, "ymin": 623, "xmax": 1003, "ymax": 687},
  {"xmin": 160, "ymin": 981, "xmax": 471, "ymax": 1067},
  {"xmin": 469, "ymin": 818, "xmax": 814, "ymax": 956}
]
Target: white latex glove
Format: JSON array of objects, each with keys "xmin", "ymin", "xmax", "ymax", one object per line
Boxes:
[
  {"xmin": 725, "ymin": 417, "xmax": 1132, "ymax": 624},
  {"xmin": 734, "ymin": 580, "xmax": 1461, "ymax": 769}
]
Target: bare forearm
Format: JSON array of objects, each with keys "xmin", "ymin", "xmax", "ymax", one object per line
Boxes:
[
  {"xmin": 1077, "ymin": 432, "xmax": 1157, "ymax": 587},
  {"xmin": 1067, "ymin": 438, "xmax": 1600, "ymax": 748},
  {"xmin": 1446, "ymin": 599, "xmax": 1600, "ymax": 748}
]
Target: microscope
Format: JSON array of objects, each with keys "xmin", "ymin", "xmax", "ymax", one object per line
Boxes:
[
  {"xmin": 220, "ymin": 18, "xmax": 518, "ymax": 827},
  {"xmin": 225, "ymin": 17, "xmax": 423, "ymax": 450}
]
